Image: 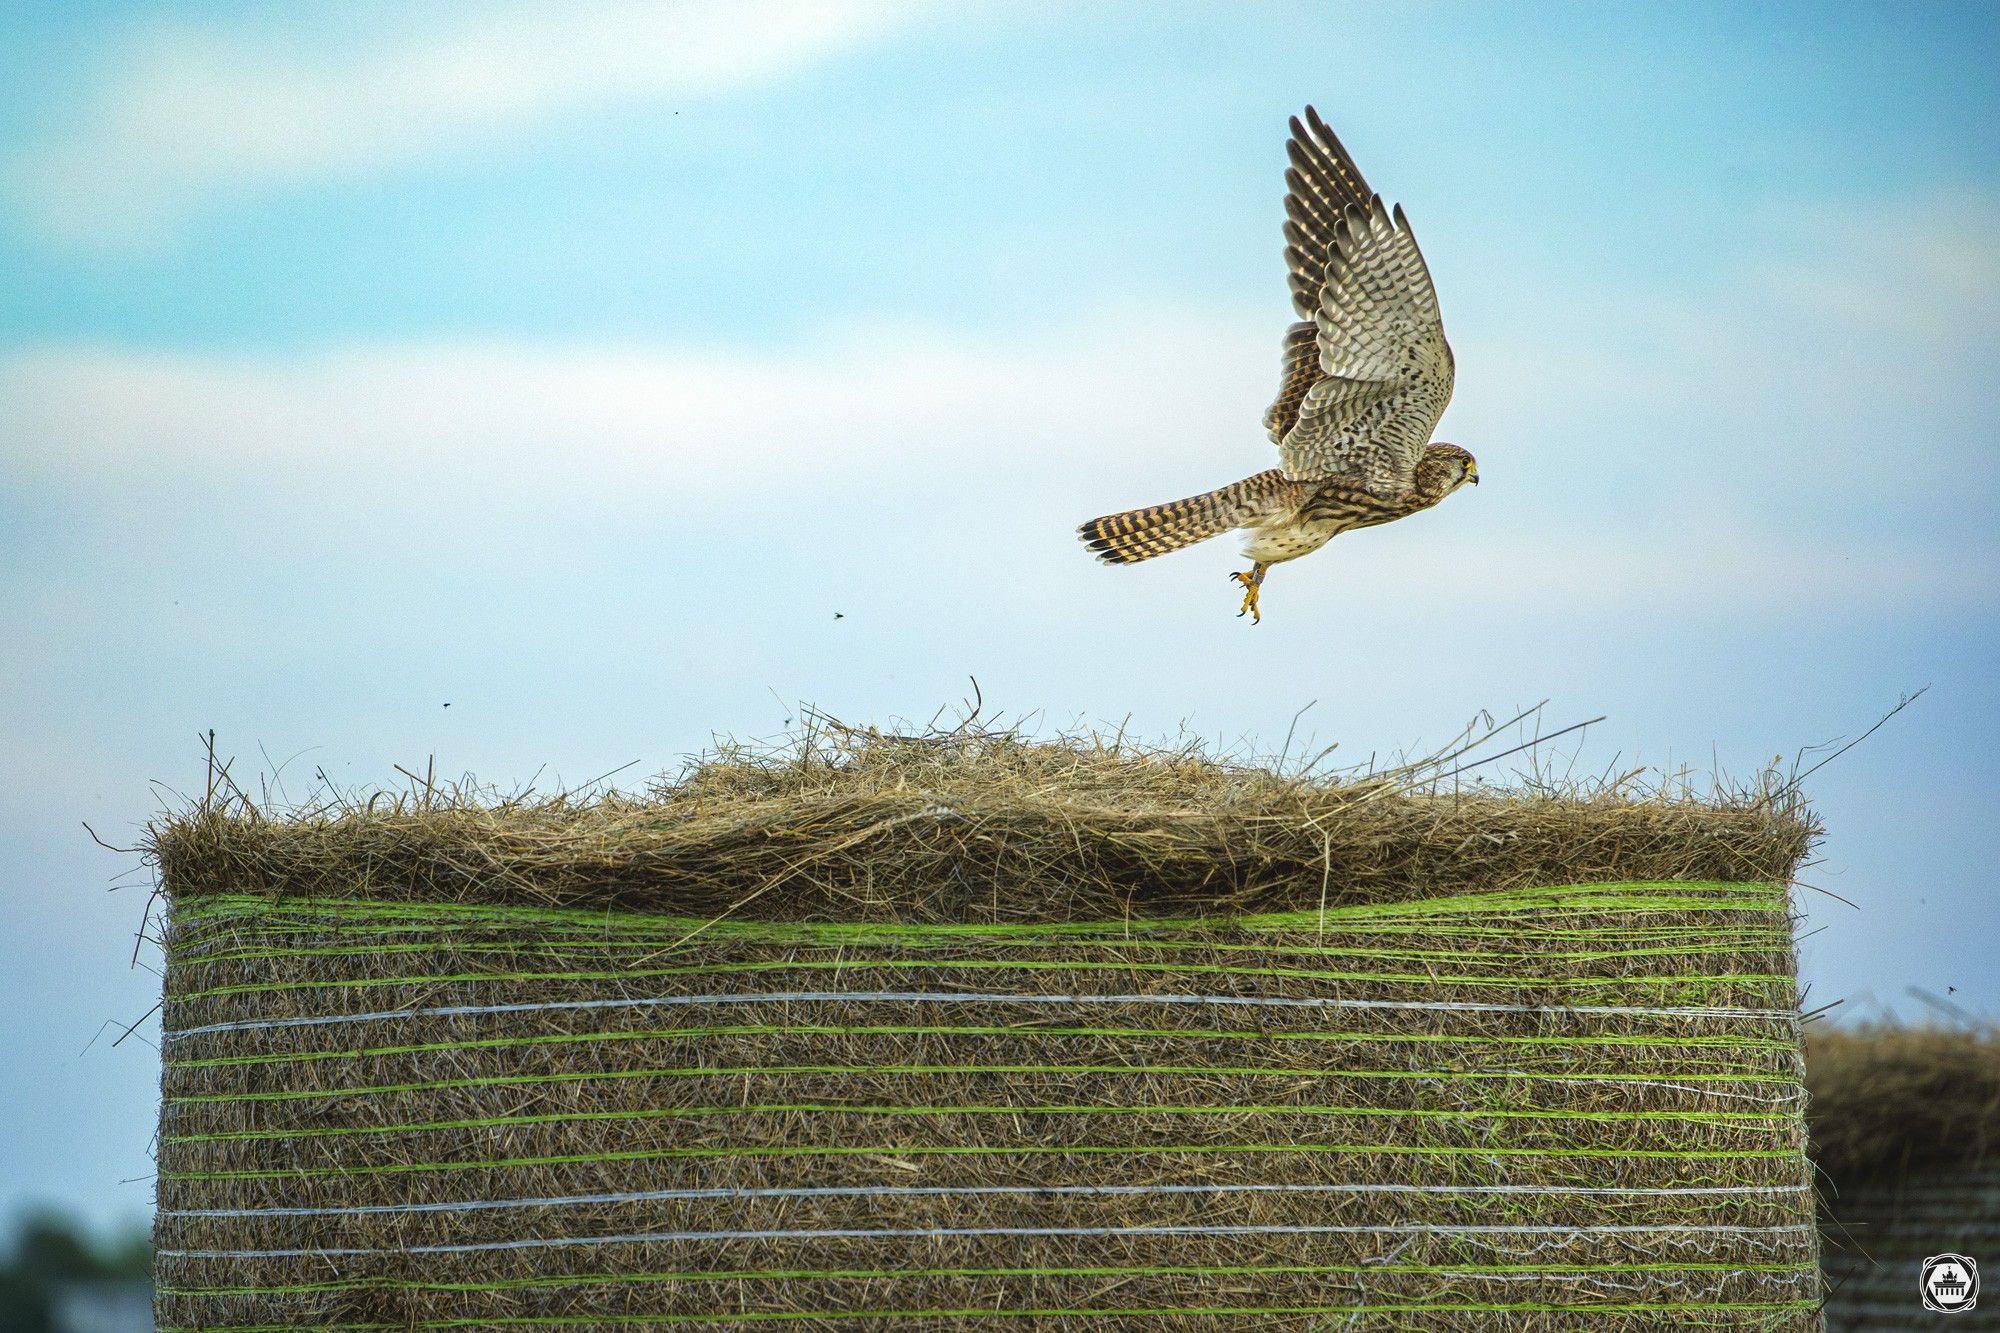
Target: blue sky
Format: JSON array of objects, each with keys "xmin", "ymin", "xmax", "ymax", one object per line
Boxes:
[{"xmin": 1, "ymin": 0, "xmax": 1996, "ymax": 1236}]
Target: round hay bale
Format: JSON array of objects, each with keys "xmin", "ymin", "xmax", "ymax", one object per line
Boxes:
[{"xmin": 150, "ymin": 730, "xmax": 1824, "ymax": 1330}]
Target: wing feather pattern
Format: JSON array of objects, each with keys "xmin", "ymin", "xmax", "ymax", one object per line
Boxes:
[
  {"xmin": 1267, "ymin": 109, "xmax": 1385, "ymax": 449},
  {"xmin": 1262, "ymin": 111, "xmax": 1456, "ymax": 495},
  {"xmin": 1282, "ymin": 106, "xmax": 1374, "ymax": 319},
  {"xmin": 1264, "ymin": 109, "xmax": 1380, "ymax": 449},
  {"xmin": 1262, "ymin": 321, "xmax": 1320, "ymax": 444},
  {"xmin": 1273, "ymin": 187, "xmax": 1454, "ymax": 497}
]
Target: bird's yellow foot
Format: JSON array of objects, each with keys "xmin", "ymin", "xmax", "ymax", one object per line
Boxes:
[{"xmin": 1231, "ymin": 566, "xmax": 1266, "ymax": 623}]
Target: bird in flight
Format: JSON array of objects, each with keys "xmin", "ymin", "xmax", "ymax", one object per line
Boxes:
[{"xmin": 1078, "ymin": 107, "xmax": 1476, "ymax": 622}]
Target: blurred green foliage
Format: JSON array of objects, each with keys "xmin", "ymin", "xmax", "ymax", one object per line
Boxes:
[{"xmin": 0, "ymin": 1213, "xmax": 150, "ymax": 1333}]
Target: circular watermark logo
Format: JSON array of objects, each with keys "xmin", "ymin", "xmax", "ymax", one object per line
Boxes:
[{"xmin": 1923, "ymin": 1253, "xmax": 1979, "ymax": 1313}]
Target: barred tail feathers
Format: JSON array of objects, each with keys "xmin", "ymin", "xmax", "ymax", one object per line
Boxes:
[{"xmin": 1078, "ymin": 469, "xmax": 1292, "ymax": 566}]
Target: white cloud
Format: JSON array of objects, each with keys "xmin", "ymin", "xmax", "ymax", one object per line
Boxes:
[
  {"xmin": 1754, "ymin": 195, "xmax": 2000, "ymax": 346},
  {"xmin": 1446, "ymin": 192, "xmax": 2000, "ymax": 534},
  {"xmin": 5, "ymin": 0, "xmax": 925, "ymax": 247},
  {"xmin": 0, "ymin": 311, "xmax": 1264, "ymax": 494},
  {"xmin": 3, "ymin": 310, "xmax": 1989, "ymax": 615}
]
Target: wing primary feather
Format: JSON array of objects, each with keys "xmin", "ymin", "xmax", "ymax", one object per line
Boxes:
[
  {"xmin": 1282, "ymin": 110, "xmax": 1377, "ymax": 318},
  {"xmin": 1284, "ymin": 184, "xmax": 1329, "ymax": 230},
  {"xmin": 1269, "ymin": 109, "xmax": 1454, "ymax": 495},
  {"xmin": 1287, "ymin": 131, "xmax": 1347, "ymax": 200},
  {"xmin": 1300, "ymin": 107, "xmax": 1371, "ymax": 207}
]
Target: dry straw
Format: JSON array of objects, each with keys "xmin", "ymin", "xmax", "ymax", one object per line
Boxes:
[{"xmin": 150, "ymin": 717, "xmax": 1824, "ymax": 1330}]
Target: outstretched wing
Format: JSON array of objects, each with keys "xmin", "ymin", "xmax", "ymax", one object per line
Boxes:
[
  {"xmin": 1277, "ymin": 196, "xmax": 1453, "ymax": 497},
  {"xmin": 1283, "ymin": 106, "xmax": 1373, "ymax": 320},
  {"xmin": 1265, "ymin": 107, "xmax": 1376, "ymax": 446}
]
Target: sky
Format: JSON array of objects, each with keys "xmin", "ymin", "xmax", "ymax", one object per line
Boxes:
[{"xmin": 1, "ymin": 0, "xmax": 1996, "ymax": 1237}]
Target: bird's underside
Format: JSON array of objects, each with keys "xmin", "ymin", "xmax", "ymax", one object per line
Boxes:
[
  {"xmin": 1077, "ymin": 106, "xmax": 1472, "ymax": 622},
  {"xmin": 1079, "ymin": 456, "xmax": 1467, "ymax": 621}
]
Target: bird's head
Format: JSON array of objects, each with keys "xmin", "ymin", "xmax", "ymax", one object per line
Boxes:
[{"xmin": 1427, "ymin": 443, "xmax": 1479, "ymax": 496}]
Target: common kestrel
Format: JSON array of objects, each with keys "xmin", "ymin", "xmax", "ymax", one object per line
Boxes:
[{"xmin": 1079, "ymin": 107, "xmax": 1476, "ymax": 622}]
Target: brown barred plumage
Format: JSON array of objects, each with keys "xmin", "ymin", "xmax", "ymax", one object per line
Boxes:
[
  {"xmin": 1079, "ymin": 469, "xmax": 1303, "ymax": 565},
  {"xmin": 1076, "ymin": 106, "xmax": 1478, "ymax": 621},
  {"xmin": 1262, "ymin": 321, "xmax": 1320, "ymax": 445},
  {"xmin": 1282, "ymin": 106, "xmax": 1375, "ymax": 319}
]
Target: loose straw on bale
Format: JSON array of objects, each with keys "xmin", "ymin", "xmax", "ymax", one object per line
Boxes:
[{"xmin": 149, "ymin": 725, "xmax": 1823, "ymax": 1331}]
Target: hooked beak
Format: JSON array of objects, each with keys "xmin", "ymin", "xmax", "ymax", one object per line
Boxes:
[{"xmin": 1469, "ymin": 473, "xmax": 1480, "ymax": 486}]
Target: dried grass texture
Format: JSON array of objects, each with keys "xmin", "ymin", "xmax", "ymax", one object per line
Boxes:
[
  {"xmin": 151, "ymin": 720, "xmax": 1815, "ymax": 923},
  {"xmin": 150, "ymin": 724, "xmax": 1823, "ymax": 1331}
]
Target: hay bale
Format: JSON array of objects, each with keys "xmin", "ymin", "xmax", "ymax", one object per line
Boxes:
[
  {"xmin": 1810, "ymin": 1027, "xmax": 2000, "ymax": 1329},
  {"xmin": 151, "ymin": 729, "xmax": 1824, "ymax": 1330}
]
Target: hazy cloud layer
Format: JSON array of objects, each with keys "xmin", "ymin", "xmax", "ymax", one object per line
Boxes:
[
  {"xmin": 4, "ymin": 312, "xmax": 1991, "ymax": 617},
  {"xmin": 6, "ymin": 0, "xmax": 925, "ymax": 247},
  {"xmin": 8, "ymin": 185, "xmax": 1994, "ymax": 607}
]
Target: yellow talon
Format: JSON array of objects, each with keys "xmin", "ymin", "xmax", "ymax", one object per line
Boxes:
[{"xmin": 1230, "ymin": 564, "xmax": 1267, "ymax": 623}]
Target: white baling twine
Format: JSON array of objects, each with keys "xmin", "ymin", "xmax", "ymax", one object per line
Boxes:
[
  {"xmin": 158, "ymin": 1220, "xmax": 1819, "ymax": 1261},
  {"xmin": 161, "ymin": 1179, "xmax": 1812, "ymax": 1220}
]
